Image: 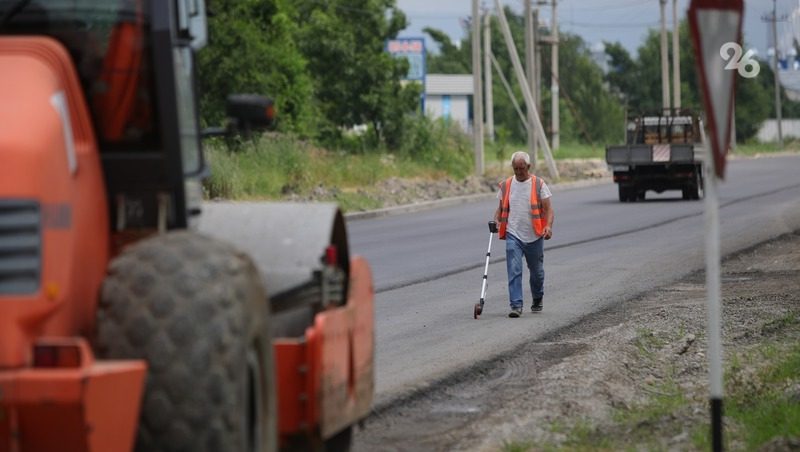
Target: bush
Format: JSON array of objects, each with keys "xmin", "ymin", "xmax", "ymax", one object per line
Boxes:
[{"xmin": 395, "ymin": 116, "xmax": 473, "ymax": 178}]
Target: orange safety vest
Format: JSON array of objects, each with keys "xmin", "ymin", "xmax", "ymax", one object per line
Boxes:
[{"xmin": 498, "ymin": 176, "xmax": 545, "ymax": 240}]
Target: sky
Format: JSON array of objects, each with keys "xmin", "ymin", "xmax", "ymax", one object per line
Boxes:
[{"xmin": 395, "ymin": 0, "xmax": 800, "ymax": 58}]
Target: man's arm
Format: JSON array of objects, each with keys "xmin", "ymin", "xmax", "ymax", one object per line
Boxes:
[
  {"xmin": 542, "ymin": 197, "xmax": 554, "ymax": 240},
  {"xmin": 493, "ymin": 198, "xmax": 502, "ymax": 223}
]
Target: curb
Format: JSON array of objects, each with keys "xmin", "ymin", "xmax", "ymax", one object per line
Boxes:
[{"xmin": 344, "ymin": 176, "xmax": 612, "ymax": 221}]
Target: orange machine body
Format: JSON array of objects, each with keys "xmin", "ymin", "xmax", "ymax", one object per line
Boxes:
[
  {"xmin": 274, "ymin": 256, "xmax": 375, "ymax": 445},
  {"xmin": 0, "ymin": 37, "xmax": 146, "ymax": 452}
]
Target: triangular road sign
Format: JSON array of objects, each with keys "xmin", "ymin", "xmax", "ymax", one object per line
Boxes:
[{"xmin": 688, "ymin": 0, "xmax": 744, "ymax": 179}]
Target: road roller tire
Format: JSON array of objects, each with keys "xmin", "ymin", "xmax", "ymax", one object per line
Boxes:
[{"xmin": 95, "ymin": 231, "xmax": 277, "ymax": 452}]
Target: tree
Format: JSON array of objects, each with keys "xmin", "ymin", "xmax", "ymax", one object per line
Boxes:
[
  {"xmin": 424, "ymin": 27, "xmax": 470, "ymax": 74},
  {"xmin": 294, "ymin": 0, "xmax": 419, "ymax": 146},
  {"xmin": 543, "ymin": 33, "xmax": 625, "ymax": 145},
  {"xmin": 198, "ymin": 0, "xmax": 316, "ymax": 134}
]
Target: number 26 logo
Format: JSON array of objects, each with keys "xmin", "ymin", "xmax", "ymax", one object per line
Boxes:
[{"xmin": 720, "ymin": 42, "xmax": 760, "ymax": 78}]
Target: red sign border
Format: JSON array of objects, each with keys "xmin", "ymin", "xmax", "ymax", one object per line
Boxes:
[{"xmin": 688, "ymin": 0, "xmax": 744, "ymax": 179}]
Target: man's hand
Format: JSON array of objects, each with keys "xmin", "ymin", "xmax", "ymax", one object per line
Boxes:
[{"xmin": 543, "ymin": 226, "xmax": 553, "ymax": 240}]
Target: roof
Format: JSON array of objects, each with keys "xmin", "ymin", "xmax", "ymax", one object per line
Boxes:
[{"xmin": 425, "ymin": 74, "xmax": 474, "ymax": 95}]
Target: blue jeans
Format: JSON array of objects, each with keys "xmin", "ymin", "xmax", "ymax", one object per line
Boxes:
[{"xmin": 505, "ymin": 233, "xmax": 544, "ymax": 309}]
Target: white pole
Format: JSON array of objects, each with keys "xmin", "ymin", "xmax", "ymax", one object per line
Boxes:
[
  {"xmin": 533, "ymin": 8, "xmax": 542, "ymax": 151},
  {"xmin": 550, "ymin": 0, "xmax": 560, "ymax": 149},
  {"xmin": 484, "ymin": 12, "xmax": 495, "ymax": 142},
  {"xmin": 525, "ymin": 0, "xmax": 537, "ymax": 165},
  {"xmin": 472, "ymin": 0, "xmax": 485, "ymax": 175},
  {"xmin": 771, "ymin": 0, "xmax": 784, "ymax": 149},
  {"xmin": 660, "ymin": 0, "xmax": 671, "ymax": 114},
  {"xmin": 672, "ymin": 0, "xmax": 681, "ymax": 110},
  {"xmin": 703, "ymin": 155, "xmax": 724, "ymax": 451},
  {"xmin": 493, "ymin": 0, "xmax": 559, "ymax": 180}
]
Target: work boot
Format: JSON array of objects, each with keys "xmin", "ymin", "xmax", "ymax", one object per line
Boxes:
[
  {"xmin": 508, "ymin": 307, "xmax": 522, "ymax": 318},
  {"xmin": 531, "ymin": 298, "xmax": 543, "ymax": 312}
]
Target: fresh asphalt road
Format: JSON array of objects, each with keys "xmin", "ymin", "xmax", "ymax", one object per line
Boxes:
[{"xmin": 346, "ymin": 154, "xmax": 800, "ymax": 407}]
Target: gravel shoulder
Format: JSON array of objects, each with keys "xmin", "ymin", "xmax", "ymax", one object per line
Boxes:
[{"xmin": 353, "ymin": 230, "xmax": 800, "ymax": 451}]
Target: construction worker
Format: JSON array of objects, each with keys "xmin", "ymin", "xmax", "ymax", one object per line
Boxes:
[{"xmin": 493, "ymin": 151, "xmax": 554, "ymax": 318}]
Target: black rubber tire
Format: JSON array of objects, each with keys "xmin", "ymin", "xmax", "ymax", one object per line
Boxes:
[
  {"xmin": 619, "ymin": 185, "xmax": 637, "ymax": 202},
  {"xmin": 693, "ymin": 169, "xmax": 704, "ymax": 200},
  {"xmin": 618, "ymin": 185, "xmax": 628, "ymax": 202},
  {"xmin": 95, "ymin": 231, "xmax": 277, "ymax": 452}
]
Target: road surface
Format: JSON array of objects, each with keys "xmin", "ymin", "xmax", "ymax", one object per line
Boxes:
[{"xmin": 346, "ymin": 154, "xmax": 800, "ymax": 407}]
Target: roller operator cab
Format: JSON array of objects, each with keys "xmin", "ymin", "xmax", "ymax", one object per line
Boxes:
[{"xmin": 0, "ymin": 1, "xmax": 374, "ymax": 451}]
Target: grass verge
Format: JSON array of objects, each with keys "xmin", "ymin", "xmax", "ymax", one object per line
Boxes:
[{"xmin": 203, "ymin": 133, "xmax": 797, "ymax": 212}]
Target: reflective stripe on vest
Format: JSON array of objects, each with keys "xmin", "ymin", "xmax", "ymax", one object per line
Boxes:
[{"xmin": 498, "ymin": 176, "xmax": 545, "ymax": 240}]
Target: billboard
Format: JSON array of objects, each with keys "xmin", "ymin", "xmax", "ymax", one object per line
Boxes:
[{"xmin": 386, "ymin": 38, "xmax": 426, "ymax": 81}]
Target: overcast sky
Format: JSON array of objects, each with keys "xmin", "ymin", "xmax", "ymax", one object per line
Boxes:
[{"xmin": 395, "ymin": 0, "xmax": 800, "ymax": 58}]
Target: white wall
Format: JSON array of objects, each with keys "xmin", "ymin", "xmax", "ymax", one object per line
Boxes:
[
  {"xmin": 424, "ymin": 94, "xmax": 471, "ymax": 132},
  {"xmin": 757, "ymin": 119, "xmax": 800, "ymax": 142}
]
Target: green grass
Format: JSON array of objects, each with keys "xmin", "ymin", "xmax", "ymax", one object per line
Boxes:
[
  {"xmin": 203, "ymin": 134, "xmax": 463, "ymax": 209},
  {"xmin": 633, "ymin": 327, "xmax": 666, "ymax": 359},
  {"xmin": 721, "ymin": 327, "xmax": 800, "ymax": 450},
  {"xmin": 501, "ymin": 440, "xmax": 535, "ymax": 452},
  {"xmin": 732, "ymin": 139, "xmax": 800, "ymax": 156}
]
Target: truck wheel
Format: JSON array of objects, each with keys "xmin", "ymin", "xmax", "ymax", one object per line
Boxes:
[
  {"xmin": 95, "ymin": 231, "xmax": 277, "ymax": 452},
  {"xmin": 618, "ymin": 185, "xmax": 638, "ymax": 202},
  {"xmin": 683, "ymin": 183, "xmax": 700, "ymax": 200},
  {"xmin": 694, "ymin": 170, "xmax": 704, "ymax": 200},
  {"xmin": 683, "ymin": 168, "xmax": 704, "ymax": 200},
  {"xmin": 618, "ymin": 185, "xmax": 630, "ymax": 202}
]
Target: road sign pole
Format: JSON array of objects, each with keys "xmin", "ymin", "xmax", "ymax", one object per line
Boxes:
[
  {"xmin": 703, "ymin": 162, "xmax": 724, "ymax": 452},
  {"xmin": 689, "ymin": 1, "xmax": 744, "ymax": 449}
]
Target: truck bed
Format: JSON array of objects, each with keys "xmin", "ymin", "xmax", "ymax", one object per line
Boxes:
[{"xmin": 605, "ymin": 143, "xmax": 699, "ymax": 165}]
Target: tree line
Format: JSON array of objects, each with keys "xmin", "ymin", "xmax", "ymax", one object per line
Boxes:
[{"xmin": 197, "ymin": 1, "xmax": 794, "ymax": 152}]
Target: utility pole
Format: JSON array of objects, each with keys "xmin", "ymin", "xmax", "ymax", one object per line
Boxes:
[
  {"xmin": 671, "ymin": 0, "xmax": 681, "ymax": 111},
  {"xmin": 533, "ymin": 8, "xmax": 542, "ymax": 121},
  {"xmin": 525, "ymin": 0, "xmax": 537, "ymax": 164},
  {"xmin": 763, "ymin": 0, "xmax": 786, "ymax": 149},
  {"xmin": 660, "ymin": 0, "xmax": 671, "ymax": 114},
  {"xmin": 550, "ymin": 0, "xmax": 559, "ymax": 149},
  {"xmin": 471, "ymin": 0, "xmax": 484, "ymax": 175},
  {"xmin": 484, "ymin": 11, "xmax": 494, "ymax": 142}
]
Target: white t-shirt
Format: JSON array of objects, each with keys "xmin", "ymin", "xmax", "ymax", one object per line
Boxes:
[{"xmin": 497, "ymin": 176, "xmax": 552, "ymax": 243}]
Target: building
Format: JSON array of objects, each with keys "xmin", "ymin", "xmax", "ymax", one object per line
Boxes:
[{"xmin": 424, "ymin": 74, "xmax": 474, "ymax": 132}]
